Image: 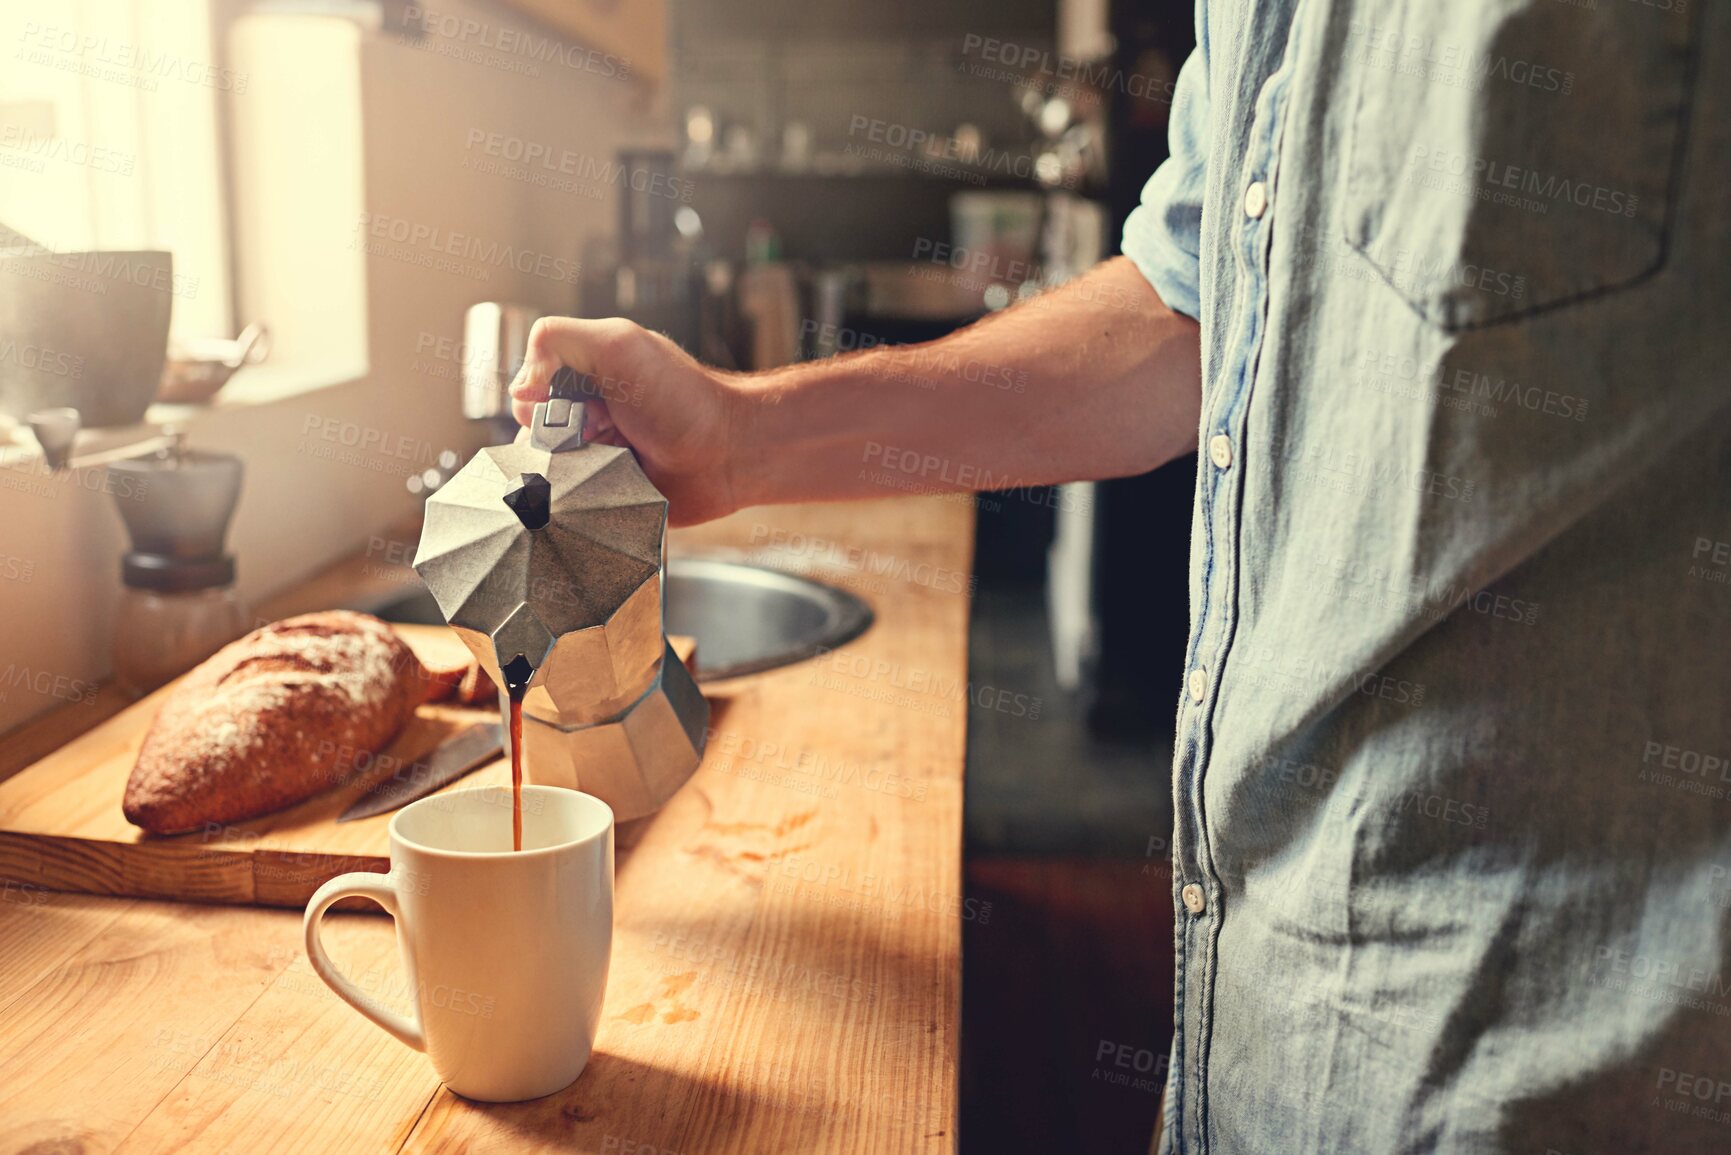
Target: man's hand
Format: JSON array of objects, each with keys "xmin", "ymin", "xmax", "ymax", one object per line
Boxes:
[{"xmin": 509, "ymin": 317, "xmax": 740, "ymax": 526}]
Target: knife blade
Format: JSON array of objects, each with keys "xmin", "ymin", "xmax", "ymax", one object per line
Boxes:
[{"xmin": 337, "ymin": 721, "xmax": 503, "ymax": 823}]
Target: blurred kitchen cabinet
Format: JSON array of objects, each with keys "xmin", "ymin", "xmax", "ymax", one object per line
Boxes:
[{"xmin": 496, "ymin": 0, "xmax": 667, "ymax": 83}]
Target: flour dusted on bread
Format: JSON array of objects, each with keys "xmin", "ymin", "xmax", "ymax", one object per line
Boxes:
[{"xmin": 123, "ymin": 611, "xmax": 432, "ymax": 835}]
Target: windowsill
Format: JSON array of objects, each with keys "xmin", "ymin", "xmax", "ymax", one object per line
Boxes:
[
  {"xmin": 0, "ymin": 359, "xmax": 368, "ymax": 468},
  {"xmin": 160, "ymin": 358, "xmax": 369, "ymax": 410}
]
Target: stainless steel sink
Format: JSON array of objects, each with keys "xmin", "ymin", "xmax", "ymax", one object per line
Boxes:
[{"xmin": 357, "ymin": 557, "xmax": 872, "ymax": 683}]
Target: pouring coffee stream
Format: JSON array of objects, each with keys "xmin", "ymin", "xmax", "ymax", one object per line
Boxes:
[{"xmin": 500, "ymin": 652, "xmax": 535, "ymax": 852}]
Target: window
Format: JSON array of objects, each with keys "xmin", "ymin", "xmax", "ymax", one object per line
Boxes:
[{"xmin": 2, "ymin": 0, "xmax": 235, "ymax": 341}]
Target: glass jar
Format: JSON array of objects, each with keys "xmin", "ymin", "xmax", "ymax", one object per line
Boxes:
[{"xmin": 112, "ymin": 585, "xmax": 249, "ymax": 698}]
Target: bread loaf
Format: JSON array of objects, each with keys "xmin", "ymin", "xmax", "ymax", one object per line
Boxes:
[{"xmin": 123, "ymin": 611, "xmax": 432, "ymax": 834}]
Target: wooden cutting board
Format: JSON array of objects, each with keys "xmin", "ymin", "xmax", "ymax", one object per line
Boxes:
[{"xmin": 0, "ymin": 625, "xmax": 642, "ymax": 909}]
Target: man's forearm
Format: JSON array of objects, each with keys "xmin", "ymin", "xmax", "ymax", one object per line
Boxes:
[{"xmin": 727, "ymin": 256, "xmax": 1202, "ymax": 508}]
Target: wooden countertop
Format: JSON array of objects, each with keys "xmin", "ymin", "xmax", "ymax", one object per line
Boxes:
[{"xmin": 0, "ymin": 496, "xmax": 974, "ymax": 1154}]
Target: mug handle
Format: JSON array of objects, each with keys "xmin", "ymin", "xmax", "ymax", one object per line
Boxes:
[{"xmin": 303, "ymin": 870, "xmax": 426, "ymax": 1051}]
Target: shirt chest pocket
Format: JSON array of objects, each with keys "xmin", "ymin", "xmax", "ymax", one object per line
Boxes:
[{"xmin": 1338, "ymin": 0, "xmax": 1698, "ymax": 331}]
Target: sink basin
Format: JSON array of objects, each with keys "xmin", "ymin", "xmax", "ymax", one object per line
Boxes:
[{"xmin": 357, "ymin": 557, "xmax": 872, "ymax": 683}]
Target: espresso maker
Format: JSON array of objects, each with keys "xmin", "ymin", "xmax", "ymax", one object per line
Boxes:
[{"xmin": 412, "ymin": 370, "xmax": 708, "ymax": 820}]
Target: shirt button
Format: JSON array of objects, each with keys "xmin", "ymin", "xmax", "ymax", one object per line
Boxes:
[
  {"xmin": 1181, "ymin": 884, "xmax": 1206, "ymax": 914},
  {"xmin": 1187, "ymin": 667, "xmax": 1208, "ymax": 703},
  {"xmin": 1244, "ymin": 181, "xmax": 1268, "ymax": 219},
  {"xmin": 1208, "ymin": 434, "xmax": 1233, "ymax": 470}
]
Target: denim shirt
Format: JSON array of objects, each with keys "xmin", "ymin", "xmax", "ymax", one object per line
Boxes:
[{"xmin": 1122, "ymin": 2, "xmax": 1731, "ymax": 1152}]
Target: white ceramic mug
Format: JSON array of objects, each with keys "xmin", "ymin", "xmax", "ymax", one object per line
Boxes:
[{"xmin": 303, "ymin": 784, "xmax": 614, "ymax": 1102}]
